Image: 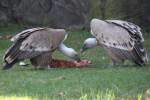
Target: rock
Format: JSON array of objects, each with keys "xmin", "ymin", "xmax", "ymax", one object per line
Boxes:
[
  {"xmin": 0, "ymin": 0, "xmax": 90, "ymax": 29},
  {"xmin": 0, "ymin": 11, "xmax": 8, "ymax": 23}
]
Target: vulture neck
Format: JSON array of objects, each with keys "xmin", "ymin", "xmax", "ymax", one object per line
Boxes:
[{"xmin": 58, "ymin": 43, "xmax": 76, "ymax": 57}]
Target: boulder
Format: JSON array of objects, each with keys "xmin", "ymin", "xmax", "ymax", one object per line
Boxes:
[{"xmin": 0, "ymin": 0, "xmax": 90, "ymax": 29}]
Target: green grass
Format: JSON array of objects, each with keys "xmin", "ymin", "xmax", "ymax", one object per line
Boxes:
[
  {"xmin": 0, "ymin": 27, "xmax": 150, "ymax": 100},
  {"xmin": 0, "ymin": 23, "xmax": 24, "ymax": 35}
]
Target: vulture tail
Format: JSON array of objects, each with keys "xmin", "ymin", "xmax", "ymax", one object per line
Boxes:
[
  {"xmin": 3, "ymin": 40, "xmax": 22, "ymax": 69},
  {"xmin": 132, "ymin": 42, "xmax": 148, "ymax": 66},
  {"xmin": 3, "ymin": 60, "xmax": 18, "ymax": 70}
]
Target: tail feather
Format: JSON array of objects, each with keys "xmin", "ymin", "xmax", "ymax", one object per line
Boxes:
[
  {"xmin": 3, "ymin": 63, "xmax": 13, "ymax": 70},
  {"xmin": 132, "ymin": 42, "xmax": 148, "ymax": 66},
  {"xmin": 3, "ymin": 60, "xmax": 18, "ymax": 70},
  {"xmin": 3, "ymin": 40, "xmax": 22, "ymax": 69},
  {"xmin": 4, "ymin": 41, "xmax": 21, "ymax": 62}
]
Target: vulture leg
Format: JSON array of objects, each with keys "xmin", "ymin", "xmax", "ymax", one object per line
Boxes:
[
  {"xmin": 110, "ymin": 56, "xmax": 124, "ymax": 66},
  {"xmin": 104, "ymin": 46, "xmax": 124, "ymax": 66},
  {"xmin": 111, "ymin": 59, "xmax": 120, "ymax": 66},
  {"xmin": 30, "ymin": 52, "xmax": 52, "ymax": 69},
  {"xmin": 110, "ymin": 48, "xmax": 125, "ymax": 65}
]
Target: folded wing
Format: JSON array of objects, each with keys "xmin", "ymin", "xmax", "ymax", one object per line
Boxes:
[
  {"xmin": 91, "ymin": 19, "xmax": 148, "ymax": 65},
  {"xmin": 3, "ymin": 28, "xmax": 66, "ymax": 69}
]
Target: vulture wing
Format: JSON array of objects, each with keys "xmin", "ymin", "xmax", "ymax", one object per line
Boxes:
[
  {"xmin": 106, "ymin": 20, "xmax": 144, "ymax": 42},
  {"xmin": 91, "ymin": 19, "xmax": 148, "ymax": 65},
  {"xmin": 10, "ymin": 27, "xmax": 45, "ymax": 42},
  {"xmin": 3, "ymin": 28, "xmax": 66, "ymax": 68},
  {"xmin": 4, "ymin": 27, "xmax": 46, "ymax": 63}
]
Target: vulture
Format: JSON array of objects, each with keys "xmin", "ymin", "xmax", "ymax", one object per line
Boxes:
[
  {"xmin": 81, "ymin": 18, "xmax": 148, "ymax": 66},
  {"xmin": 3, "ymin": 27, "xmax": 81, "ymax": 69}
]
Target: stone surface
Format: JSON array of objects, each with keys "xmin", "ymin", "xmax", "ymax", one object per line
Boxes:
[{"xmin": 0, "ymin": 0, "xmax": 90, "ymax": 29}]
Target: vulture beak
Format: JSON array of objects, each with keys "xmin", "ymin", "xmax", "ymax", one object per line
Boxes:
[
  {"xmin": 80, "ymin": 44, "xmax": 87, "ymax": 53},
  {"xmin": 73, "ymin": 54, "xmax": 81, "ymax": 62}
]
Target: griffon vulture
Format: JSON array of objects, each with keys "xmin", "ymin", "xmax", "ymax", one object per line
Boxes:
[
  {"xmin": 81, "ymin": 18, "xmax": 148, "ymax": 66},
  {"xmin": 3, "ymin": 27, "xmax": 81, "ymax": 69}
]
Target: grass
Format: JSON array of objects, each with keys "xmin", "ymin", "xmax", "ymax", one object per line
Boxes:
[{"xmin": 0, "ymin": 26, "xmax": 150, "ymax": 100}]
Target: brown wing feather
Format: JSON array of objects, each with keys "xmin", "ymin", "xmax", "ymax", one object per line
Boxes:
[
  {"xmin": 3, "ymin": 28, "xmax": 49, "ymax": 67},
  {"xmin": 3, "ymin": 28, "xmax": 66, "ymax": 69},
  {"xmin": 11, "ymin": 27, "xmax": 45, "ymax": 42},
  {"xmin": 4, "ymin": 38, "xmax": 24, "ymax": 64},
  {"xmin": 106, "ymin": 20, "xmax": 148, "ymax": 65},
  {"xmin": 106, "ymin": 20, "xmax": 144, "ymax": 42}
]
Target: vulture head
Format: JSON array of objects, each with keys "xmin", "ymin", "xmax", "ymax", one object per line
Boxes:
[{"xmin": 80, "ymin": 37, "xmax": 98, "ymax": 53}]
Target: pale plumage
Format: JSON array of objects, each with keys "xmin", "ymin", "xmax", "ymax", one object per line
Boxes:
[
  {"xmin": 81, "ymin": 18, "xmax": 148, "ymax": 66},
  {"xmin": 3, "ymin": 27, "xmax": 80, "ymax": 69}
]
